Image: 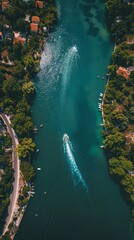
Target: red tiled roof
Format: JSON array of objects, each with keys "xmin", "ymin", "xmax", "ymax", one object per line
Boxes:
[
  {"xmin": 0, "ymin": 32, "xmax": 3, "ymax": 40},
  {"xmin": 1, "ymin": 49, "xmax": 8, "ymax": 58},
  {"xmin": 2, "ymin": 1, "xmax": 10, "ymax": 11},
  {"xmin": 30, "ymin": 23, "xmax": 38, "ymax": 32},
  {"xmin": 36, "ymin": 1, "xmax": 43, "ymax": 8},
  {"xmin": 116, "ymin": 66, "xmax": 130, "ymax": 80},
  {"xmin": 13, "ymin": 37, "xmax": 25, "ymax": 45},
  {"xmin": 32, "ymin": 16, "xmax": 40, "ymax": 23}
]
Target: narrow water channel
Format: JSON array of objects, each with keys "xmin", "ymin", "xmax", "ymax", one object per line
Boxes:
[{"xmin": 15, "ymin": 0, "xmax": 131, "ymax": 239}]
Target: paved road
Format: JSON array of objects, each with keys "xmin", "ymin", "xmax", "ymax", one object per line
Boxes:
[
  {"xmin": 128, "ymin": 66, "xmax": 134, "ymax": 72},
  {"xmin": 0, "ymin": 113, "xmax": 20, "ymax": 236}
]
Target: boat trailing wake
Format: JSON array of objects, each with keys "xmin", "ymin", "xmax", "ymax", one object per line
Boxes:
[{"xmin": 63, "ymin": 134, "xmax": 88, "ymax": 193}]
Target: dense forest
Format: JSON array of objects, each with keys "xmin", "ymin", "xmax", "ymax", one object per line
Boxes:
[
  {"xmin": 0, "ymin": 0, "xmax": 57, "ymax": 237},
  {"xmin": 103, "ymin": 0, "xmax": 134, "ymax": 219}
]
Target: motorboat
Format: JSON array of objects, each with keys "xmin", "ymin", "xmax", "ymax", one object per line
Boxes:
[
  {"xmin": 40, "ymin": 124, "xmax": 43, "ymax": 127},
  {"xmin": 63, "ymin": 133, "xmax": 69, "ymax": 143},
  {"xmin": 36, "ymin": 149, "xmax": 39, "ymax": 153},
  {"xmin": 37, "ymin": 168, "xmax": 41, "ymax": 171},
  {"xmin": 100, "ymin": 123, "xmax": 104, "ymax": 126},
  {"xmin": 33, "ymin": 126, "xmax": 38, "ymax": 132},
  {"xmin": 30, "ymin": 191, "xmax": 35, "ymax": 194}
]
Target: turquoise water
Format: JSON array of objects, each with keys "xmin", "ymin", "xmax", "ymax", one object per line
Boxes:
[{"xmin": 15, "ymin": 0, "xmax": 131, "ymax": 239}]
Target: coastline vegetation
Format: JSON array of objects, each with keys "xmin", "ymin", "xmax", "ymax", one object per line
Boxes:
[
  {"xmin": 0, "ymin": 119, "xmax": 13, "ymax": 234},
  {"xmin": 0, "ymin": 0, "xmax": 57, "ymax": 238},
  {"xmin": 104, "ymin": 0, "xmax": 134, "ymax": 219}
]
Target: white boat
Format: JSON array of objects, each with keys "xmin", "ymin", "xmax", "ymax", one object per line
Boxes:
[
  {"xmin": 63, "ymin": 133, "xmax": 69, "ymax": 143},
  {"xmin": 100, "ymin": 123, "xmax": 104, "ymax": 126},
  {"xmin": 30, "ymin": 191, "xmax": 35, "ymax": 194},
  {"xmin": 40, "ymin": 124, "xmax": 43, "ymax": 127},
  {"xmin": 37, "ymin": 168, "xmax": 41, "ymax": 171},
  {"xmin": 100, "ymin": 93, "xmax": 103, "ymax": 97},
  {"xmin": 44, "ymin": 192, "xmax": 47, "ymax": 194},
  {"xmin": 33, "ymin": 127, "xmax": 38, "ymax": 132},
  {"xmin": 36, "ymin": 149, "xmax": 39, "ymax": 152},
  {"xmin": 100, "ymin": 145, "xmax": 104, "ymax": 148}
]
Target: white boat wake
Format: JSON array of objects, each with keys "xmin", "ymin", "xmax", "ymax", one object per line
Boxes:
[
  {"xmin": 63, "ymin": 133, "xmax": 88, "ymax": 193},
  {"xmin": 60, "ymin": 45, "xmax": 78, "ymax": 91}
]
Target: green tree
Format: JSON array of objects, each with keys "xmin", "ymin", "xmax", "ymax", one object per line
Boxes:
[
  {"xmin": 129, "ymin": 145, "xmax": 134, "ymax": 164},
  {"xmin": 16, "ymin": 98, "xmax": 30, "ymax": 114},
  {"xmin": 16, "ymin": 138, "xmax": 35, "ymax": 160},
  {"xmin": 109, "ymin": 156, "xmax": 133, "ymax": 178},
  {"xmin": 109, "ymin": 109, "xmax": 129, "ymax": 131},
  {"xmin": 12, "ymin": 113, "xmax": 34, "ymax": 137},
  {"xmin": 22, "ymin": 81, "xmax": 35, "ymax": 98},
  {"xmin": 2, "ymin": 78, "xmax": 22, "ymax": 100},
  {"xmin": 128, "ymin": 106, "xmax": 134, "ymax": 124},
  {"xmin": 21, "ymin": 161, "xmax": 35, "ymax": 182},
  {"xmin": 16, "ymin": 18, "xmax": 26, "ymax": 31},
  {"xmin": 128, "ymin": 54, "xmax": 134, "ymax": 66},
  {"xmin": 109, "ymin": 157, "xmax": 125, "ymax": 177},
  {"xmin": 108, "ymin": 64, "xmax": 118, "ymax": 78},
  {"xmin": 121, "ymin": 174, "xmax": 134, "ymax": 194},
  {"xmin": 23, "ymin": 55, "xmax": 39, "ymax": 76},
  {"xmin": 103, "ymin": 132, "xmax": 126, "ymax": 157}
]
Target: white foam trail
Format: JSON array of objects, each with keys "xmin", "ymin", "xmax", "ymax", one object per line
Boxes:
[
  {"xmin": 63, "ymin": 136, "xmax": 88, "ymax": 192},
  {"xmin": 60, "ymin": 45, "xmax": 79, "ymax": 90}
]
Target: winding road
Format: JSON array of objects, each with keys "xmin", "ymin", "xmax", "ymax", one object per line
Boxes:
[{"xmin": 0, "ymin": 113, "xmax": 20, "ymax": 237}]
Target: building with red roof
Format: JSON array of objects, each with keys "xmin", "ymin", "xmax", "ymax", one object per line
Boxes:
[
  {"xmin": 116, "ymin": 66, "xmax": 130, "ymax": 80},
  {"xmin": 36, "ymin": 1, "xmax": 43, "ymax": 8},
  {"xmin": 30, "ymin": 23, "xmax": 39, "ymax": 32},
  {"xmin": 32, "ymin": 16, "xmax": 40, "ymax": 24},
  {"xmin": 13, "ymin": 36, "xmax": 26, "ymax": 45},
  {"xmin": 2, "ymin": 1, "xmax": 10, "ymax": 11},
  {"xmin": 0, "ymin": 32, "xmax": 3, "ymax": 40}
]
